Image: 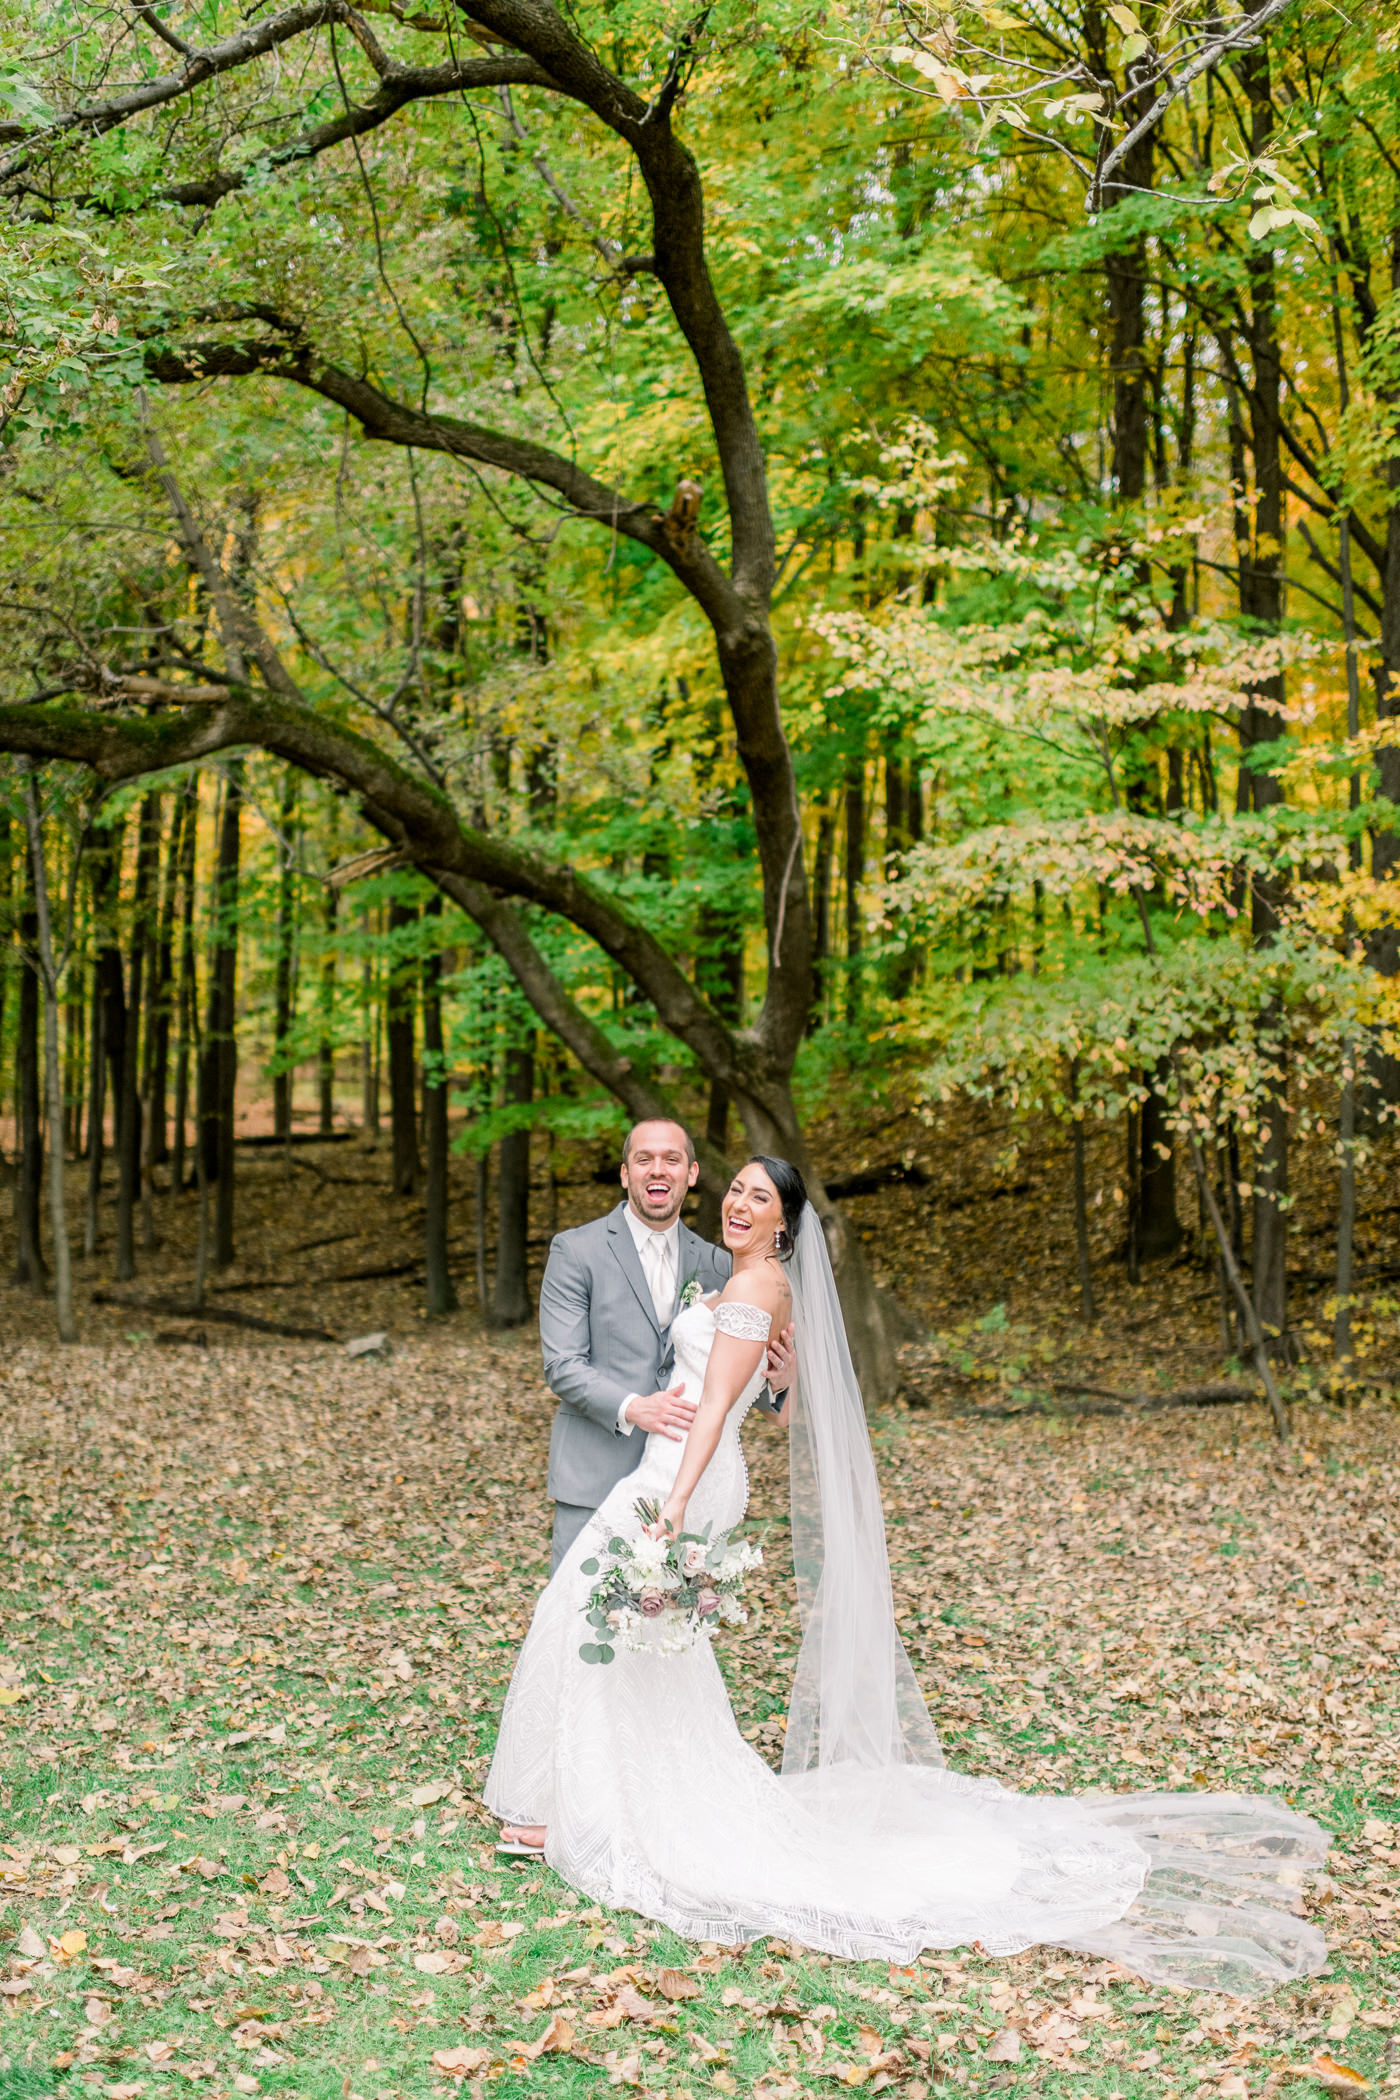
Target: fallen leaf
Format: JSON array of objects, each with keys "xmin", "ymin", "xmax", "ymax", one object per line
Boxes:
[
  {"xmin": 985, "ymin": 2029, "xmax": 1022, "ymax": 2062},
  {"xmin": 410, "ymin": 1781, "xmax": 452, "ymax": 1807},
  {"xmin": 656, "ymin": 1967, "xmax": 701, "ymax": 2001},
  {"xmin": 57, "ymin": 1929, "xmax": 88, "ymax": 1958},
  {"xmin": 144, "ymin": 2040, "xmax": 177, "ymax": 2064},
  {"xmin": 16, "ymin": 1926, "xmax": 45, "ymax": 1959},
  {"xmin": 523, "ymin": 2012, "xmax": 577, "ymax": 2059},
  {"xmin": 1312, "ymin": 2057, "xmax": 1369, "ymax": 2095},
  {"xmin": 413, "ymin": 1951, "xmax": 453, "ymax": 1975},
  {"xmin": 432, "ymin": 2046, "xmax": 490, "ymax": 2078}
]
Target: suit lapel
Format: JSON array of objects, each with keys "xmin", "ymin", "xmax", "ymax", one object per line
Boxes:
[{"xmin": 607, "ymin": 1204, "xmax": 662, "ymax": 1336}]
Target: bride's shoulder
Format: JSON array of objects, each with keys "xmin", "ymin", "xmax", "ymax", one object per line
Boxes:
[{"xmin": 715, "ymin": 1267, "xmax": 789, "ymax": 1334}]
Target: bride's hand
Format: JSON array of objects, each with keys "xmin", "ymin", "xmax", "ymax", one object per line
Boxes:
[{"xmin": 645, "ymin": 1500, "xmax": 686, "ymax": 1541}]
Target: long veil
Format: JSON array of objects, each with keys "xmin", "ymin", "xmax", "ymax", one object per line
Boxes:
[{"xmin": 782, "ymin": 1203, "xmax": 944, "ymax": 1784}]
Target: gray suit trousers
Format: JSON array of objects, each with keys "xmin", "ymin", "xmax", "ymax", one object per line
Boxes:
[{"xmin": 550, "ymin": 1501, "xmax": 594, "ymax": 1574}]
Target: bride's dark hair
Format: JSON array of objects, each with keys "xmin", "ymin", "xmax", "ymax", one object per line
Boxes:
[{"xmin": 746, "ymin": 1155, "xmax": 807, "ymax": 1261}]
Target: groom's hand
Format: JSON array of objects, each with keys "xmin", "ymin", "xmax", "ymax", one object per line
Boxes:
[
  {"xmin": 765, "ymin": 1323, "xmax": 796, "ymax": 1397},
  {"xmin": 623, "ymin": 1383, "xmax": 695, "ymax": 1440}
]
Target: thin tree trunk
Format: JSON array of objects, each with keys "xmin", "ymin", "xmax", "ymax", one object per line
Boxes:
[
  {"xmin": 1335, "ymin": 1068, "xmax": 1357, "ymax": 1366},
  {"xmin": 115, "ymin": 793, "xmax": 159, "ymax": 1281},
  {"xmin": 149, "ymin": 790, "xmax": 181, "ymax": 1167},
  {"xmin": 318, "ymin": 877, "xmax": 338, "ymax": 1135},
  {"xmin": 172, "ymin": 777, "xmax": 197, "ymax": 1195},
  {"xmin": 1139, "ymin": 1065, "xmax": 1181, "ymax": 1258},
  {"xmin": 93, "ymin": 817, "xmax": 128, "ymax": 1263},
  {"xmin": 1124, "ymin": 1100, "xmax": 1141, "ymax": 1285},
  {"xmin": 360, "ymin": 902, "xmax": 379, "ymax": 1139},
  {"xmin": 422, "ymin": 894, "xmax": 458, "ymax": 1316},
  {"xmin": 475, "ymin": 1147, "xmax": 489, "ymax": 1313},
  {"xmin": 83, "ymin": 953, "xmax": 105, "ymax": 1257},
  {"xmin": 491, "ymin": 1037, "xmax": 534, "ymax": 1327},
  {"xmin": 185, "ymin": 881, "xmax": 210, "ymax": 1310},
  {"xmin": 20, "ymin": 768, "xmax": 75, "ymax": 1340},
  {"xmin": 811, "ymin": 793, "xmax": 835, "ymax": 1028},
  {"xmin": 273, "ymin": 767, "xmax": 298, "ymax": 1144},
  {"xmin": 12, "ymin": 867, "xmax": 45, "ymax": 1289},
  {"xmin": 843, "ymin": 754, "xmax": 866, "ymax": 1020},
  {"xmin": 65, "ymin": 951, "xmax": 84, "ymax": 1161},
  {"xmin": 212, "ymin": 765, "xmax": 241, "ymax": 1267},
  {"xmin": 1070, "ymin": 1060, "xmax": 1095, "ymax": 1321},
  {"xmin": 387, "ymin": 895, "xmax": 421, "ymax": 1195}
]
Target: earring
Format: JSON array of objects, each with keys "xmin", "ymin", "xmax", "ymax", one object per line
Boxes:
[{"xmin": 772, "ymin": 1226, "xmax": 790, "ymax": 1258}]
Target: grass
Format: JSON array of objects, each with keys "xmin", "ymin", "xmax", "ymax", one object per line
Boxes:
[{"xmin": 1, "ymin": 1330, "xmax": 1397, "ymax": 2099}]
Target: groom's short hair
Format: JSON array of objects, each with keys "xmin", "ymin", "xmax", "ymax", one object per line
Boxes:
[{"xmin": 623, "ymin": 1118, "xmax": 696, "ymax": 1166}]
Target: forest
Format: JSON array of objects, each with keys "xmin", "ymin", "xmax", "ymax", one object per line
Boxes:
[{"xmin": 1, "ymin": 0, "xmax": 1398, "ymax": 2094}]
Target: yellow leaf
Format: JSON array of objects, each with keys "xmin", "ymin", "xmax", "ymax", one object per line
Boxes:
[
  {"xmin": 1312, "ymin": 2057, "xmax": 1369, "ymax": 2095},
  {"xmin": 57, "ymin": 1928, "xmax": 88, "ymax": 1957},
  {"xmin": 0, "ymin": 1687, "xmax": 25, "ymax": 1704}
]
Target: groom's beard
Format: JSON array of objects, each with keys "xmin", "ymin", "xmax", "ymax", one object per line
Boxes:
[{"xmin": 626, "ymin": 1191, "xmax": 685, "ymax": 1228}]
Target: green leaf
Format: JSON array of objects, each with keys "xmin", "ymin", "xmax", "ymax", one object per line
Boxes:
[
  {"xmin": 579, "ymin": 1643, "xmax": 604, "ymax": 1664},
  {"xmin": 580, "ymin": 1558, "xmax": 599, "ymax": 1575}
]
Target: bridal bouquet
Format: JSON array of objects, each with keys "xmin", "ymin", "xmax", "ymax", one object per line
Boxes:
[{"xmin": 578, "ymin": 1500, "xmax": 762, "ymax": 1663}]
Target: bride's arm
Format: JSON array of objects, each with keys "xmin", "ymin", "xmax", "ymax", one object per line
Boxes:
[{"xmin": 654, "ymin": 1297, "xmax": 774, "ymax": 1536}]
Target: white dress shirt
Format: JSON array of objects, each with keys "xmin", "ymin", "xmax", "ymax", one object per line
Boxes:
[{"xmin": 618, "ymin": 1207, "xmax": 679, "ymax": 1435}]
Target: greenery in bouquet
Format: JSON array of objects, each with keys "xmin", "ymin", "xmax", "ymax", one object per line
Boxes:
[{"xmin": 577, "ymin": 1499, "xmax": 762, "ymax": 1664}]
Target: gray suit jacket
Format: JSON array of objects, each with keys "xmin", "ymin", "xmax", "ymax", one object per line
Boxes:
[{"xmin": 540, "ymin": 1203, "xmax": 731, "ymax": 1511}]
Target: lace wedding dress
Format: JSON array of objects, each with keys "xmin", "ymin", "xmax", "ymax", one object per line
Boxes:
[{"xmin": 487, "ymin": 1269, "xmax": 1327, "ymax": 1995}]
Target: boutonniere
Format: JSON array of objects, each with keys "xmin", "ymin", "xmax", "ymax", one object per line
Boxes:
[{"xmin": 678, "ymin": 1273, "xmax": 703, "ymax": 1310}]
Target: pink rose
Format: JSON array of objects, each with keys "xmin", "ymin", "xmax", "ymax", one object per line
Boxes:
[
  {"xmin": 683, "ymin": 1545, "xmax": 708, "ymax": 1576},
  {"xmin": 639, "ymin": 1588, "xmax": 665, "ymax": 1619},
  {"xmin": 696, "ymin": 1588, "xmax": 720, "ymax": 1617}
]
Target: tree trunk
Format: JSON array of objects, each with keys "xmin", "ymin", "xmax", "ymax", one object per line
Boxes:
[
  {"xmin": 318, "ymin": 878, "xmax": 338, "ymax": 1134},
  {"xmin": 1229, "ymin": 11, "xmax": 1291, "ymax": 1349},
  {"xmin": 172, "ymin": 777, "xmax": 198, "ymax": 1194},
  {"xmin": 273, "ymin": 766, "xmax": 298, "ymax": 1144},
  {"xmin": 1139, "ymin": 1065, "xmax": 1181, "ymax": 1258},
  {"xmin": 12, "ymin": 875, "xmax": 45, "ymax": 1289},
  {"xmin": 843, "ymin": 754, "xmax": 866, "ymax": 1019},
  {"xmin": 114, "ymin": 794, "xmax": 159, "ymax": 1280},
  {"xmin": 21, "ymin": 769, "xmax": 76, "ymax": 1340},
  {"xmin": 422, "ymin": 894, "xmax": 458, "ymax": 1317},
  {"xmin": 149, "ymin": 790, "xmax": 181, "ymax": 1166},
  {"xmin": 84, "ymin": 956, "xmax": 106, "ymax": 1259},
  {"xmin": 387, "ymin": 896, "xmax": 421, "ymax": 1196},
  {"xmin": 361, "ymin": 902, "xmax": 380, "ymax": 1139},
  {"xmin": 202, "ymin": 766, "xmax": 242, "ymax": 1267},
  {"xmin": 811, "ymin": 792, "xmax": 835, "ymax": 1028},
  {"xmin": 491, "ymin": 1037, "xmax": 534, "ymax": 1328}
]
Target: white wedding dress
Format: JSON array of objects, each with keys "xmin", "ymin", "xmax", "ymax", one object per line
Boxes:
[{"xmin": 487, "ymin": 1279, "xmax": 1327, "ymax": 1995}]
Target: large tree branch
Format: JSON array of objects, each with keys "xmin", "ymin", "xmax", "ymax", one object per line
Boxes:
[
  {"xmin": 0, "ymin": 679, "xmax": 790, "ymax": 1154},
  {"xmin": 454, "ymin": 0, "xmax": 775, "ymax": 607},
  {"xmin": 153, "ymin": 56, "xmax": 558, "ymax": 207},
  {"xmin": 1, "ymin": 2, "xmax": 363, "ymax": 178},
  {"xmin": 437, "ymin": 873, "xmax": 732, "ymax": 1193},
  {"xmin": 145, "ymin": 324, "xmax": 812, "ymax": 1063},
  {"xmin": 144, "ymin": 332, "xmax": 748, "ymax": 635}
]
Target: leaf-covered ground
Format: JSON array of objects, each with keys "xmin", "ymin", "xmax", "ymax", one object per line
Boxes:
[{"xmin": 1, "ymin": 1322, "xmax": 1397, "ymax": 2100}]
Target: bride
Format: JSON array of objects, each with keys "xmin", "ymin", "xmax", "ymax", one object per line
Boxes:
[{"xmin": 486, "ymin": 1155, "xmax": 1327, "ymax": 1993}]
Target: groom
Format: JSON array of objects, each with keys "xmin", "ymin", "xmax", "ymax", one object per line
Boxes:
[{"xmin": 537, "ymin": 1117, "xmax": 794, "ymax": 1572}]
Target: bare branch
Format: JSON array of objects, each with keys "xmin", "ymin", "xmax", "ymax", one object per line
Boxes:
[
  {"xmin": 1090, "ymin": 0, "xmax": 1298, "ymax": 209},
  {"xmin": 131, "ymin": 3, "xmax": 192, "ymax": 57}
]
